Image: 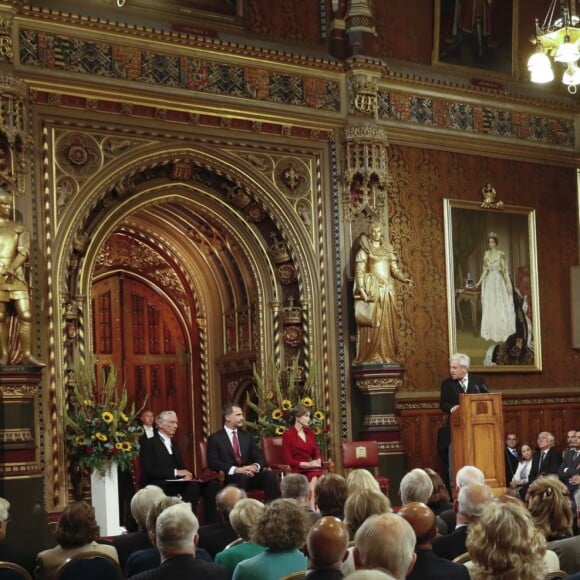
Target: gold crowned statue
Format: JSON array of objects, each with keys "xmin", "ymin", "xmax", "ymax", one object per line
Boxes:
[
  {"xmin": 0, "ymin": 189, "xmax": 44, "ymax": 366},
  {"xmin": 353, "ymin": 220, "xmax": 412, "ymax": 365}
]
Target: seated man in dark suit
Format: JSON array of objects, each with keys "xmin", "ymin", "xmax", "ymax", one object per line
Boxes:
[
  {"xmin": 400, "ymin": 501, "xmax": 469, "ymax": 580},
  {"xmin": 304, "ymin": 516, "xmax": 348, "ymax": 580},
  {"xmin": 521, "ymin": 431, "xmax": 563, "ymax": 499},
  {"xmin": 432, "ymin": 483, "xmax": 492, "ymax": 561},
  {"xmin": 504, "ymin": 433, "xmax": 519, "ymax": 483},
  {"xmin": 206, "ymin": 404, "xmax": 278, "ymax": 501},
  {"xmin": 140, "ymin": 410, "xmax": 220, "ymax": 523},
  {"xmin": 198, "ymin": 485, "xmax": 246, "ymax": 558},
  {"xmin": 127, "ymin": 503, "xmax": 227, "ymax": 580}
]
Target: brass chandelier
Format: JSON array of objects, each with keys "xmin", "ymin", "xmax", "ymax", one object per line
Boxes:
[{"xmin": 528, "ymin": 0, "xmax": 580, "ymax": 93}]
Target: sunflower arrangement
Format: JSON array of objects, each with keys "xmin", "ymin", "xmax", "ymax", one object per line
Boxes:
[
  {"xmin": 65, "ymin": 362, "xmax": 144, "ymax": 476},
  {"xmin": 245, "ymin": 357, "xmax": 329, "ymax": 455}
]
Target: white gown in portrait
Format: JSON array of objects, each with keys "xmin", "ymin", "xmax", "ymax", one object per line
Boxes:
[{"xmin": 480, "ymin": 249, "xmax": 515, "ymax": 342}]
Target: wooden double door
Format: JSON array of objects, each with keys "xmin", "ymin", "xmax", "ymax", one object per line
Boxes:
[{"xmin": 92, "ymin": 273, "xmax": 196, "ymax": 465}]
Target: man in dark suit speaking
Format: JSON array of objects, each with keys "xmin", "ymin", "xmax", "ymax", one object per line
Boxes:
[
  {"xmin": 207, "ymin": 404, "xmax": 278, "ymax": 501},
  {"xmin": 140, "ymin": 410, "xmax": 220, "ymax": 523},
  {"xmin": 439, "ymin": 353, "xmax": 488, "ymax": 489}
]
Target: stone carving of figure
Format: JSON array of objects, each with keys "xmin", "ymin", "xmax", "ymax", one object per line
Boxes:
[
  {"xmin": 0, "ymin": 188, "xmax": 43, "ymax": 366},
  {"xmin": 353, "ymin": 221, "xmax": 412, "ymax": 365}
]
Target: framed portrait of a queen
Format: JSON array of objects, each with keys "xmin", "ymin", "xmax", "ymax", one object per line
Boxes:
[{"xmin": 444, "ymin": 198, "xmax": 541, "ymax": 372}]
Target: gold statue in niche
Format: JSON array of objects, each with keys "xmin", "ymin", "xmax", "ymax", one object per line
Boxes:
[
  {"xmin": 0, "ymin": 186, "xmax": 43, "ymax": 366},
  {"xmin": 353, "ymin": 220, "xmax": 412, "ymax": 365}
]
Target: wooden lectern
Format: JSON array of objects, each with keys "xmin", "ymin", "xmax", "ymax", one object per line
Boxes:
[{"xmin": 451, "ymin": 392, "xmax": 506, "ymax": 492}]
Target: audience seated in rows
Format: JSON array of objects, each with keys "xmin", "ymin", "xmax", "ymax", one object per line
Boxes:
[
  {"xmin": 36, "ymin": 501, "xmax": 119, "ymax": 580},
  {"xmin": 466, "ymin": 496, "xmax": 557, "ymax": 580},
  {"xmin": 281, "ymin": 473, "xmax": 320, "ymax": 524},
  {"xmin": 305, "ymin": 516, "xmax": 349, "ymax": 580},
  {"xmin": 214, "ymin": 498, "xmax": 266, "ymax": 578},
  {"xmin": 315, "ymin": 474, "xmax": 347, "ymax": 520},
  {"xmin": 0, "ymin": 497, "xmax": 35, "ymax": 575},
  {"xmin": 232, "ymin": 498, "xmax": 309, "ymax": 580},
  {"xmin": 432, "ymin": 483, "xmax": 492, "ymax": 561},
  {"xmin": 112, "ymin": 484, "xmax": 165, "ymax": 571},
  {"xmin": 128, "ymin": 503, "xmax": 227, "ymax": 579},
  {"xmin": 352, "ymin": 513, "xmax": 416, "ymax": 580},
  {"xmin": 198, "ymin": 485, "xmax": 246, "ymax": 558},
  {"xmin": 341, "ymin": 489, "xmax": 392, "ymax": 576},
  {"xmin": 399, "ymin": 501, "xmax": 469, "ymax": 580}
]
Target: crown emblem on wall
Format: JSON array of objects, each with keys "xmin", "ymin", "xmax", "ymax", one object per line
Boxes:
[
  {"xmin": 282, "ymin": 296, "xmax": 302, "ymax": 325},
  {"xmin": 269, "ymin": 233, "xmax": 291, "ymax": 264}
]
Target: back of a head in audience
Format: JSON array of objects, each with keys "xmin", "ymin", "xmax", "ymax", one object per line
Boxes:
[
  {"xmin": 217, "ymin": 485, "xmax": 247, "ymax": 516},
  {"xmin": 306, "ymin": 516, "xmax": 349, "ymax": 571},
  {"xmin": 251, "ymin": 498, "xmax": 310, "ymax": 551},
  {"xmin": 146, "ymin": 496, "xmax": 184, "ymax": 542},
  {"xmin": 467, "ymin": 497, "xmax": 547, "ymax": 580},
  {"xmin": 457, "ymin": 483, "xmax": 493, "ymax": 523},
  {"xmin": 316, "ymin": 474, "xmax": 348, "ymax": 519},
  {"xmin": 455, "ymin": 465, "xmax": 484, "ymax": 489},
  {"xmin": 131, "ymin": 484, "xmax": 166, "ymax": 531},
  {"xmin": 281, "ymin": 473, "xmax": 310, "ymax": 504},
  {"xmin": 527, "ymin": 475, "xmax": 573, "ymax": 540},
  {"xmin": 228, "ymin": 498, "xmax": 265, "ymax": 541},
  {"xmin": 0, "ymin": 497, "xmax": 9, "ymax": 541},
  {"xmin": 54, "ymin": 501, "xmax": 100, "ymax": 549},
  {"xmin": 423, "ymin": 468, "xmax": 451, "ymax": 508},
  {"xmin": 155, "ymin": 503, "xmax": 199, "ymax": 557},
  {"xmin": 345, "ymin": 571, "xmax": 396, "ymax": 580},
  {"xmin": 354, "ymin": 513, "xmax": 416, "ymax": 580},
  {"xmin": 344, "ymin": 489, "xmax": 392, "ymax": 540},
  {"xmin": 399, "ymin": 468, "xmax": 433, "ymax": 505},
  {"xmin": 398, "ymin": 501, "xmax": 436, "ymax": 546},
  {"xmin": 346, "ymin": 469, "xmax": 381, "ymax": 495}
]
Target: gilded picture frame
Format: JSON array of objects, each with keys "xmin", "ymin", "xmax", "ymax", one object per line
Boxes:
[
  {"xmin": 444, "ymin": 199, "xmax": 541, "ymax": 372},
  {"xmin": 433, "ymin": 0, "xmax": 518, "ymax": 78}
]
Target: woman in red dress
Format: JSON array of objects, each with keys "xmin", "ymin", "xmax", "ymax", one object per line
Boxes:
[{"xmin": 282, "ymin": 405, "xmax": 323, "ymax": 509}]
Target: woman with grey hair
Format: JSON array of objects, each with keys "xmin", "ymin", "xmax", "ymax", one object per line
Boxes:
[
  {"xmin": 232, "ymin": 498, "xmax": 309, "ymax": 580},
  {"xmin": 215, "ymin": 498, "xmax": 266, "ymax": 578}
]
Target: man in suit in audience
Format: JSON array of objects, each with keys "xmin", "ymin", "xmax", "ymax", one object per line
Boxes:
[
  {"xmin": 527, "ymin": 431, "xmax": 562, "ymax": 485},
  {"xmin": 127, "ymin": 504, "xmax": 227, "ymax": 580},
  {"xmin": 504, "ymin": 433, "xmax": 519, "ymax": 483},
  {"xmin": 0, "ymin": 497, "xmax": 35, "ymax": 575},
  {"xmin": 439, "ymin": 353, "xmax": 488, "ymax": 490},
  {"xmin": 400, "ymin": 501, "xmax": 469, "ymax": 580},
  {"xmin": 563, "ymin": 429, "xmax": 578, "ymax": 462},
  {"xmin": 432, "ymin": 483, "xmax": 493, "ymax": 561},
  {"xmin": 304, "ymin": 516, "xmax": 349, "ymax": 579},
  {"xmin": 559, "ymin": 430, "xmax": 580, "ymax": 484},
  {"xmin": 140, "ymin": 410, "xmax": 220, "ymax": 523},
  {"xmin": 281, "ymin": 473, "xmax": 320, "ymax": 524},
  {"xmin": 197, "ymin": 485, "xmax": 246, "ymax": 558},
  {"xmin": 206, "ymin": 403, "xmax": 278, "ymax": 501}
]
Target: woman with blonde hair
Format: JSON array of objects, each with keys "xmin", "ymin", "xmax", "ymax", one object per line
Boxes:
[
  {"xmin": 466, "ymin": 497, "xmax": 547, "ymax": 580},
  {"xmin": 527, "ymin": 475, "xmax": 573, "ymax": 540},
  {"xmin": 341, "ymin": 489, "xmax": 392, "ymax": 576},
  {"xmin": 346, "ymin": 468, "xmax": 381, "ymax": 496}
]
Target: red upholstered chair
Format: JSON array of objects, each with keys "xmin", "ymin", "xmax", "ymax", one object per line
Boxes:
[
  {"xmin": 261, "ymin": 436, "xmax": 292, "ymax": 476},
  {"xmin": 341, "ymin": 440, "xmax": 389, "ymax": 495},
  {"xmin": 197, "ymin": 440, "xmax": 224, "ymax": 484}
]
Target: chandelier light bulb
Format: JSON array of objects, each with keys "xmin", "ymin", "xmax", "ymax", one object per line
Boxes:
[
  {"xmin": 562, "ymin": 65, "xmax": 580, "ymax": 93},
  {"xmin": 527, "ymin": 52, "xmax": 554, "ymax": 83},
  {"xmin": 554, "ymin": 36, "xmax": 580, "ymax": 63}
]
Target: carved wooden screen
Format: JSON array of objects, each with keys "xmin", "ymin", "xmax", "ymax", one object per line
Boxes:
[{"xmin": 92, "ymin": 274, "xmax": 195, "ymax": 463}]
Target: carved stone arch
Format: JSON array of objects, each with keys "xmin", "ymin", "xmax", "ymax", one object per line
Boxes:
[{"xmin": 48, "ymin": 142, "xmax": 329, "ymax": 509}]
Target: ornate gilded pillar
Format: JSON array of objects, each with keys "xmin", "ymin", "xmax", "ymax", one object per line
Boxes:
[{"xmin": 343, "ymin": 60, "xmax": 407, "ymax": 491}]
